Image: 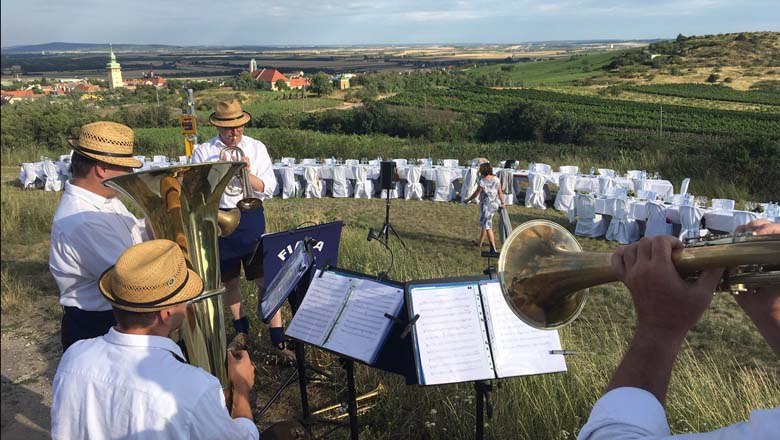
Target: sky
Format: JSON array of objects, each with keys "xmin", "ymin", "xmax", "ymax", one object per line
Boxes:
[{"xmin": 1, "ymin": 0, "xmax": 778, "ymax": 47}]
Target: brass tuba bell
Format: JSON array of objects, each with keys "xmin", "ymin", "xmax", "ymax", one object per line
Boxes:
[{"xmin": 497, "ymin": 220, "xmax": 780, "ymax": 330}]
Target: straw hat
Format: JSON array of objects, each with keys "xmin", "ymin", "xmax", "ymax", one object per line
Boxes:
[
  {"xmin": 209, "ymin": 99, "xmax": 252, "ymax": 128},
  {"xmin": 68, "ymin": 121, "xmax": 142, "ymax": 168},
  {"xmin": 99, "ymin": 240, "xmax": 203, "ymax": 312}
]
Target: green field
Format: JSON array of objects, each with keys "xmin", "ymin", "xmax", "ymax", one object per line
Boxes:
[
  {"xmin": 463, "ymin": 51, "xmax": 619, "ymax": 86},
  {"xmin": 624, "ymin": 83, "xmax": 780, "ymax": 106},
  {"xmin": 1, "ymin": 164, "xmax": 777, "ymax": 438}
]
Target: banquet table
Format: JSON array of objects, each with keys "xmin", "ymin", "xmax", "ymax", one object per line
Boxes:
[{"xmin": 624, "ymin": 200, "xmax": 774, "ymax": 234}]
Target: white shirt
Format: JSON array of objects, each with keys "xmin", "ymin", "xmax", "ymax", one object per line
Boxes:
[
  {"xmin": 51, "ymin": 328, "xmax": 259, "ymax": 440},
  {"xmin": 50, "ymin": 181, "xmax": 147, "ymax": 311},
  {"xmin": 579, "ymin": 387, "xmax": 779, "ymax": 440},
  {"xmin": 191, "ymin": 135, "xmax": 277, "ymax": 208}
]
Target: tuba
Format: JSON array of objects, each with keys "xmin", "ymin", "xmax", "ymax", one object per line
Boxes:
[
  {"xmin": 497, "ymin": 220, "xmax": 780, "ymax": 330},
  {"xmin": 104, "ymin": 162, "xmax": 245, "ymax": 387}
]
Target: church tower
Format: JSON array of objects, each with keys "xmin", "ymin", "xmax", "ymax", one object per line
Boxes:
[
  {"xmin": 107, "ymin": 45, "xmax": 124, "ymax": 89},
  {"xmin": 250, "ymin": 58, "xmax": 257, "ymax": 73}
]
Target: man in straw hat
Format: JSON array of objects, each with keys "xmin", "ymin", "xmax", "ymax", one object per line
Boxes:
[
  {"xmin": 191, "ymin": 100, "xmax": 288, "ymax": 360},
  {"xmin": 51, "ymin": 239, "xmax": 259, "ymax": 439},
  {"xmin": 49, "ymin": 121, "xmax": 149, "ymax": 351}
]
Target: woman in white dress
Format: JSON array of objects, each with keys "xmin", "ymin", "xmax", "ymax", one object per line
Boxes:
[{"xmin": 464, "ymin": 162, "xmax": 506, "ymax": 252}]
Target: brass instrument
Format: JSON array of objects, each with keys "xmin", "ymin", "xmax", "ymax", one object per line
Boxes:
[
  {"xmin": 104, "ymin": 162, "xmax": 245, "ymax": 388},
  {"xmin": 311, "ymin": 383, "xmax": 385, "ymax": 421},
  {"xmin": 497, "ymin": 220, "xmax": 780, "ymax": 330},
  {"xmin": 219, "ymin": 146, "xmax": 262, "ymax": 211}
]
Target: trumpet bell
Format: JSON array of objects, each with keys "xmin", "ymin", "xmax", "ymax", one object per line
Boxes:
[{"xmin": 497, "ymin": 220, "xmax": 589, "ymax": 330}]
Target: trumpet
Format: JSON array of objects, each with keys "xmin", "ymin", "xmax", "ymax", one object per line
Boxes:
[
  {"xmin": 497, "ymin": 220, "xmax": 780, "ymax": 330},
  {"xmin": 219, "ymin": 145, "xmax": 262, "ymax": 211},
  {"xmin": 311, "ymin": 383, "xmax": 385, "ymax": 421}
]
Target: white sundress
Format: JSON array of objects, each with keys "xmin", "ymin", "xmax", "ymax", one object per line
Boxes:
[{"xmin": 478, "ymin": 177, "xmax": 500, "ymax": 229}]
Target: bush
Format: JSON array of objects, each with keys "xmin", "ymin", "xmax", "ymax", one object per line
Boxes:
[
  {"xmin": 478, "ymin": 102, "xmax": 594, "ymax": 144},
  {"xmin": 706, "ymin": 73, "xmax": 720, "ymax": 83}
]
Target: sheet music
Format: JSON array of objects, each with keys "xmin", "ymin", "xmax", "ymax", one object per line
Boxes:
[
  {"xmin": 480, "ymin": 281, "xmax": 567, "ymax": 378},
  {"xmin": 410, "ymin": 283, "xmax": 495, "ymax": 385},
  {"xmin": 260, "ymin": 241, "xmax": 309, "ymax": 322},
  {"xmin": 285, "ymin": 270, "xmax": 352, "ymax": 346},
  {"xmin": 324, "ymin": 278, "xmax": 404, "ymax": 364}
]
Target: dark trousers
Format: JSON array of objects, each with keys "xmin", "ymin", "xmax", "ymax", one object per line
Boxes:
[{"xmin": 61, "ymin": 307, "xmax": 115, "ymax": 351}]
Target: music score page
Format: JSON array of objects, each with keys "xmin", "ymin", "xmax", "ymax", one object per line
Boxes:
[
  {"xmin": 409, "ymin": 283, "xmax": 495, "ymax": 385},
  {"xmin": 285, "ymin": 270, "xmax": 352, "ymax": 346},
  {"xmin": 480, "ymin": 281, "xmax": 567, "ymax": 378}
]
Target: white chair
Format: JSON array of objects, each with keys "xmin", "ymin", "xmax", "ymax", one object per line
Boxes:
[
  {"xmin": 393, "ymin": 159, "xmax": 408, "ymax": 168},
  {"xmin": 303, "ymin": 166, "xmax": 323, "ymax": 199},
  {"xmin": 554, "ymin": 174, "xmax": 577, "ymax": 212},
  {"xmin": 43, "ymin": 159, "xmax": 65, "ymax": 192},
  {"xmin": 405, "ymin": 167, "xmax": 424, "ymax": 201},
  {"xmin": 301, "ymin": 158, "xmax": 317, "ymax": 165},
  {"xmin": 278, "ymin": 167, "xmax": 300, "ymax": 199},
  {"xmin": 59, "ymin": 153, "xmax": 72, "ymax": 163},
  {"xmin": 433, "ymin": 168, "xmax": 455, "ymax": 202},
  {"xmin": 733, "ymin": 211, "xmax": 760, "ymax": 233},
  {"xmin": 573, "ymin": 193, "xmax": 608, "ymax": 238},
  {"xmin": 498, "ymin": 169, "xmax": 515, "ymax": 205},
  {"xmin": 558, "ymin": 165, "xmax": 579, "ymax": 175},
  {"xmin": 711, "ymin": 199, "xmax": 735, "ymax": 211},
  {"xmin": 20, "ymin": 163, "xmax": 39, "ymax": 189},
  {"xmin": 644, "ymin": 201, "xmax": 672, "ymax": 237},
  {"xmin": 368, "ymin": 159, "xmax": 380, "ymax": 167},
  {"xmin": 324, "ymin": 158, "xmax": 336, "ymax": 166},
  {"xmin": 626, "ymin": 170, "xmax": 643, "ymax": 179},
  {"xmin": 281, "ymin": 157, "xmax": 296, "ymax": 166},
  {"xmin": 597, "ymin": 168, "xmax": 616, "ymax": 177},
  {"xmin": 442, "ymin": 159, "xmax": 459, "ymax": 168},
  {"xmin": 598, "ymin": 176, "xmax": 614, "ymax": 196},
  {"xmin": 353, "ymin": 166, "xmax": 373, "ymax": 199},
  {"xmin": 524, "ymin": 173, "xmax": 546, "ymax": 210},
  {"xmin": 134, "ymin": 155, "xmax": 147, "ymax": 164},
  {"xmin": 532, "ymin": 163, "xmax": 552, "ymax": 175},
  {"xmin": 345, "ymin": 159, "xmax": 359, "ymax": 166},
  {"xmin": 679, "ymin": 205, "xmax": 706, "ymax": 240},
  {"xmin": 679, "ymin": 178, "xmax": 691, "ymax": 196},
  {"xmin": 460, "ymin": 167, "xmax": 479, "ymax": 203},
  {"xmin": 331, "ymin": 166, "xmax": 353, "ymax": 198},
  {"xmin": 153, "ymin": 155, "xmax": 167, "ymax": 164},
  {"xmin": 606, "ymin": 198, "xmax": 640, "ymax": 244}
]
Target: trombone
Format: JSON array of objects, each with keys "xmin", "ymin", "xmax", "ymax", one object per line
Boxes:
[
  {"xmin": 496, "ymin": 220, "xmax": 780, "ymax": 330},
  {"xmin": 219, "ymin": 145, "xmax": 262, "ymax": 211}
]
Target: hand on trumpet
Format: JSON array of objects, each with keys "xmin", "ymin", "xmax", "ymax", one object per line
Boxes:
[{"xmin": 612, "ymin": 236, "xmax": 723, "ymax": 338}]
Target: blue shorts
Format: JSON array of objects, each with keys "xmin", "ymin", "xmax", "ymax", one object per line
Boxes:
[
  {"xmin": 61, "ymin": 307, "xmax": 115, "ymax": 351},
  {"xmin": 219, "ymin": 207, "xmax": 265, "ymax": 281}
]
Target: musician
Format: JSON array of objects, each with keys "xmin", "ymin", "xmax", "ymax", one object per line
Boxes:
[
  {"xmin": 49, "ymin": 121, "xmax": 147, "ymax": 351},
  {"xmin": 579, "ymin": 222, "xmax": 779, "ymax": 439},
  {"xmin": 190, "ymin": 100, "xmax": 289, "ymax": 360},
  {"xmin": 51, "ymin": 239, "xmax": 259, "ymax": 440}
]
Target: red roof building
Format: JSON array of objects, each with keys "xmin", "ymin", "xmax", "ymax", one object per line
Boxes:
[{"xmin": 250, "ymin": 68, "xmax": 309, "ymax": 90}]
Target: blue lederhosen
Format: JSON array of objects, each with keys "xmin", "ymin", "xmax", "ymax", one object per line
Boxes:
[{"xmin": 218, "ymin": 206, "xmax": 265, "ymax": 281}]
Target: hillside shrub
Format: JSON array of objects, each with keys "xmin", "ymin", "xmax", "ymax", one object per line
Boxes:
[{"xmin": 478, "ymin": 102, "xmax": 595, "ymax": 144}]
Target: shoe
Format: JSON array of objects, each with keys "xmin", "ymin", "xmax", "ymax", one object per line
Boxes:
[
  {"xmin": 273, "ymin": 343, "xmax": 297, "ymax": 367},
  {"xmin": 227, "ymin": 332, "xmax": 248, "ymax": 353},
  {"xmin": 471, "ymin": 240, "xmax": 482, "ymax": 248}
]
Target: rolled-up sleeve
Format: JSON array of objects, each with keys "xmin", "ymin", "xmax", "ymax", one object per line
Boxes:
[{"xmin": 189, "ymin": 385, "xmax": 259, "ymax": 440}]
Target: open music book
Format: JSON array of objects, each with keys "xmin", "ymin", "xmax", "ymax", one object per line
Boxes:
[
  {"xmin": 285, "ymin": 269, "xmax": 405, "ymax": 365},
  {"xmin": 408, "ymin": 279, "xmax": 567, "ymax": 385}
]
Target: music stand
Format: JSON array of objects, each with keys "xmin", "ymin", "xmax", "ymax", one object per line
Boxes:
[{"xmin": 376, "ymin": 161, "xmax": 405, "ymax": 248}]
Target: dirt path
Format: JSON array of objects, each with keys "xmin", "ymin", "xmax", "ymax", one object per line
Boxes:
[{"xmin": 1, "ymin": 298, "xmax": 61, "ymax": 439}]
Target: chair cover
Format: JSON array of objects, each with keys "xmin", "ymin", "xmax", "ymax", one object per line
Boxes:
[
  {"xmin": 405, "ymin": 167, "xmax": 424, "ymax": 200},
  {"xmin": 153, "ymin": 155, "xmax": 167, "ymax": 164},
  {"xmin": 606, "ymin": 198, "xmax": 640, "ymax": 244},
  {"xmin": 301, "ymin": 158, "xmax": 317, "ymax": 165},
  {"xmin": 43, "ymin": 160, "xmax": 64, "ymax": 192},
  {"xmin": 460, "ymin": 167, "xmax": 479, "ymax": 203},
  {"xmin": 281, "ymin": 157, "xmax": 296, "ymax": 166},
  {"xmin": 598, "ymin": 176, "xmax": 614, "ymax": 196},
  {"xmin": 178, "ymin": 155, "xmax": 189, "ymax": 165},
  {"xmin": 626, "ymin": 170, "xmax": 643, "ymax": 179},
  {"xmin": 554, "ymin": 174, "xmax": 577, "ymax": 212},
  {"xmin": 597, "ymin": 168, "xmax": 616, "ymax": 177},
  {"xmin": 533, "ymin": 163, "xmax": 552, "ymax": 175},
  {"xmin": 303, "ymin": 166, "xmax": 323, "ymax": 199},
  {"xmin": 559, "ymin": 165, "xmax": 579, "ymax": 175},
  {"xmin": 345, "ymin": 159, "xmax": 359, "ymax": 166},
  {"xmin": 278, "ymin": 167, "xmax": 300, "ymax": 199},
  {"xmin": 498, "ymin": 169, "xmax": 515, "ymax": 205},
  {"xmin": 524, "ymin": 172, "xmax": 546, "ymax": 210},
  {"xmin": 380, "ymin": 182, "xmax": 401, "ymax": 199},
  {"xmin": 331, "ymin": 166, "xmax": 353, "ymax": 198},
  {"xmin": 393, "ymin": 159, "xmax": 408, "ymax": 168},
  {"xmin": 711, "ymin": 199, "xmax": 735, "ymax": 211},
  {"xmin": 679, "ymin": 205, "xmax": 705, "ymax": 240},
  {"xmin": 59, "ymin": 153, "xmax": 72, "ymax": 163},
  {"xmin": 498, "ymin": 207, "xmax": 512, "ymax": 243},
  {"xmin": 644, "ymin": 201, "xmax": 672, "ymax": 237},
  {"xmin": 573, "ymin": 194, "xmax": 607, "ymax": 237},
  {"xmin": 732, "ymin": 211, "xmax": 760, "ymax": 233},
  {"xmin": 679, "ymin": 178, "xmax": 691, "ymax": 196},
  {"xmin": 354, "ymin": 166, "xmax": 374, "ymax": 199},
  {"xmin": 368, "ymin": 159, "xmax": 380, "ymax": 166},
  {"xmin": 20, "ymin": 163, "xmax": 39, "ymax": 189},
  {"xmin": 442, "ymin": 159, "xmax": 459, "ymax": 168},
  {"xmin": 433, "ymin": 168, "xmax": 455, "ymax": 202}
]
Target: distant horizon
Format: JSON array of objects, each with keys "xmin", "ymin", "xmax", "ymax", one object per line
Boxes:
[{"xmin": 2, "ymin": 0, "xmax": 777, "ymax": 48}]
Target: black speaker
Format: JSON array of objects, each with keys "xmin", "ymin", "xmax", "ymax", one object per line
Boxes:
[{"xmin": 380, "ymin": 161, "xmax": 395, "ymax": 190}]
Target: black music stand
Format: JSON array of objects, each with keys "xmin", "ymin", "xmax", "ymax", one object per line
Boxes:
[
  {"xmin": 376, "ymin": 161, "xmax": 405, "ymax": 248},
  {"xmin": 474, "ymin": 250, "xmax": 500, "ymax": 440}
]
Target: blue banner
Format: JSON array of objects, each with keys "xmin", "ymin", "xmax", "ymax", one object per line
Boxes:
[{"xmin": 259, "ymin": 221, "xmax": 344, "ymax": 283}]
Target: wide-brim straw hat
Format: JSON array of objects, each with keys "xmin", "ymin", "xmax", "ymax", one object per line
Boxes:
[
  {"xmin": 67, "ymin": 121, "xmax": 142, "ymax": 168},
  {"xmin": 209, "ymin": 99, "xmax": 252, "ymax": 128},
  {"xmin": 99, "ymin": 240, "xmax": 203, "ymax": 312}
]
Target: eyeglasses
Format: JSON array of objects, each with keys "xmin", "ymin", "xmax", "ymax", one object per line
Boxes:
[{"xmin": 218, "ymin": 126, "xmax": 244, "ymax": 133}]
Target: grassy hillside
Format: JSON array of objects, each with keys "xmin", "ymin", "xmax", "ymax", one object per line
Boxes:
[{"xmin": 463, "ymin": 51, "xmax": 618, "ymax": 86}]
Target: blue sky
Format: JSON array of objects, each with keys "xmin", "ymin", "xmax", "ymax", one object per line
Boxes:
[{"xmin": 1, "ymin": 0, "xmax": 778, "ymax": 46}]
